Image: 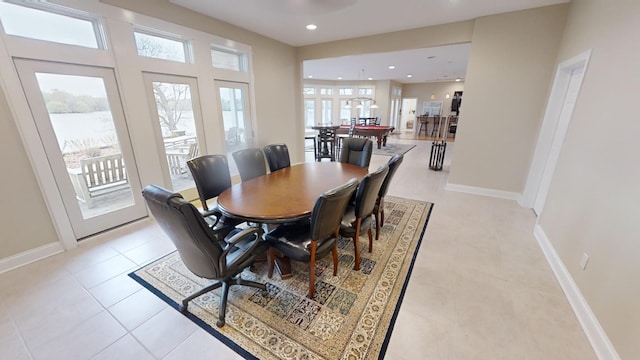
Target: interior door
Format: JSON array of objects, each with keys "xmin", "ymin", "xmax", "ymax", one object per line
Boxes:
[
  {"xmin": 15, "ymin": 59, "xmax": 146, "ymax": 239},
  {"xmin": 143, "ymin": 73, "xmax": 204, "ymax": 192},
  {"xmin": 215, "ymin": 81, "xmax": 253, "ymax": 174}
]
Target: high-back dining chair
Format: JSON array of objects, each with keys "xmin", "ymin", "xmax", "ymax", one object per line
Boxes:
[
  {"xmin": 340, "ymin": 137, "xmax": 373, "ymax": 168},
  {"xmin": 373, "ymin": 153, "xmax": 404, "ymax": 240},
  {"xmin": 263, "ymin": 143, "xmax": 291, "ymax": 172},
  {"xmin": 339, "ymin": 164, "xmax": 389, "ymax": 270},
  {"xmin": 142, "ymin": 184, "xmax": 268, "ymax": 327},
  {"xmin": 265, "ymin": 178, "xmax": 358, "ymax": 299},
  {"xmin": 232, "ymin": 148, "xmax": 267, "ymax": 182},
  {"xmin": 187, "ymin": 154, "xmax": 242, "ymax": 236}
]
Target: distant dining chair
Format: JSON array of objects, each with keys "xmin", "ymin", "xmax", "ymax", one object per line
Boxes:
[
  {"xmin": 142, "ymin": 184, "xmax": 268, "ymax": 327},
  {"xmin": 263, "ymin": 143, "xmax": 291, "ymax": 172},
  {"xmin": 373, "ymin": 153, "xmax": 404, "ymax": 240},
  {"xmin": 339, "ymin": 164, "xmax": 389, "ymax": 270},
  {"xmin": 187, "ymin": 155, "xmax": 243, "ymax": 237},
  {"xmin": 340, "ymin": 137, "xmax": 373, "ymax": 168},
  {"xmin": 265, "ymin": 178, "xmax": 358, "ymax": 299},
  {"xmin": 232, "ymin": 148, "xmax": 267, "ymax": 182}
]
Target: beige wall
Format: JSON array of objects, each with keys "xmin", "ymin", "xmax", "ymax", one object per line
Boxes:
[
  {"xmin": 0, "ymin": 86, "xmax": 58, "ymax": 258},
  {"xmin": 448, "ymin": 5, "xmax": 569, "ymax": 193},
  {"xmin": 538, "ymin": 1, "xmax": 640, "ymax": 358},
  {"xmin": 297, "ymin": 21, "xmax": 475, "ymax": 61}
]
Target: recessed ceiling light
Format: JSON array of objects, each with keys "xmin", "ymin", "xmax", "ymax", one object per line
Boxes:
[
  {"xmin": 338, "ymin": 76, "xmax": 342, "ymax": 80},
  {"xmin": 306, "ymin": 24, "xmax": 317, "ymax": 30},
  {"xmin": 388, "ymin": 65, "xmax": 395, "ymax": 70},
  {"xmin": 427, "ymin": 56, "xmax": 436, "ymax": 59},
  {"xmin": 308, "ymin": 75, "xmax": 313, "ymax": 78},
  {"xmin": 456, "ymin": 77, "xmax": 461, "ymax": 82},
  {"xmin": 367, "ymin": 77, "xmax": 373, "ymax": 80},
  {"xmin": 407, "ymin": 74, "xmax": 413, "ymax": 78}
]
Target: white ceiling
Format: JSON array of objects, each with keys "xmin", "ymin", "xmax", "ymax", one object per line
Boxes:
[{"xmin": 170, "ymin": 0, "xmax": 569, "ymax": 83}]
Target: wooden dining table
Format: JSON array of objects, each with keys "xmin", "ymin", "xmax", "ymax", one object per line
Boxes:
[
  {"xmin": 218, "ymin": 162, "xmax": 368, "ymax": 223},
  {"xmin": 217, "ymin": 162, "xmax": 369, "ymax": 277}
]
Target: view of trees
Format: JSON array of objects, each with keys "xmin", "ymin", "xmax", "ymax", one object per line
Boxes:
[
  {"xmin": 43, "ymin": 89, "xmax": 109, "ymax": 113},
  {"xmin": 152, "ymin": 82, "xmax": 191, "ymax": 132}
]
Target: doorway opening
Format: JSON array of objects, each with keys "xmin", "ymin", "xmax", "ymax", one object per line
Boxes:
[{"xmin": 400, "ymin": 98, "xmax": 417, "ymax": 133}]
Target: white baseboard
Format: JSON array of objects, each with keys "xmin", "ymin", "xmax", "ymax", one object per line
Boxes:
[
  {"xmin": 0, "ymin": 242, "xmax": 64, "ymax": 274},
  {"xmin": 445, "ymin": 183, "xmax": 522, "ymax": 201},
  {"xmin": 534, "ymin": 224, "xmax": 620, "ymax": 360}
]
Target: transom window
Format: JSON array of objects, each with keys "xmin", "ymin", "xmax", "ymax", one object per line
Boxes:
[
  {"xmin": 211, "ymin": 46, "xmax": 247, "ymax": 72},
  {"xmin": 359, "ymin": 88, "xmax": 373, "ymax": 96},
  {"xmin": 303, "ymin": 87, "xmax": 316, "ymax": 95},
  {"xmin": 339, "ymin": 88, "xmax": 353, "ymax": 96},
  {"xmin": 320, "ymin": 88, "xmax": 333, "ymax": 95},
  {"xmin": 0, "ymin": 1, "xmax": 103, "ymax": 49},
  {"xmin": 134, "ymin": 30, "xmax": 189, "ymax": 63}
]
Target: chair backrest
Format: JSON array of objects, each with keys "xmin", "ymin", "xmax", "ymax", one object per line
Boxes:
[
  {"xmin": 375, "ymin": 117, "xmax": 381, "ymax": 125},
  {"xmin": 309, "ymin": 178, "xmax": 358, "ymax": 242},
  {"xmin": 232, "ymin": 148, "xmax": 267, "ymax": 182},
  {"xmin": 187, "ymin": 155, "xmax": 232, "ymax": 211},
  {"xmin": 142, "ymin": 185, "xmax": 224, "ymax": 279},
  {"xmin": 227, "ymin": 127, "xmax": 238, "ymax": 145},
  {"xmin": 354, "ymin": 164, "xmax": 389, "ymax": 218},
  {"xmin": 188, "ymin": 142, "xmax": 199, "ymax": 159},
  {"xmin": 340, "ymin": 137, "xmax": 373, "ymax": 168},
  {"xmin": 378, "ymin": 153, "xmax": 404, "ymax": 198},
  {"xmin": 263, "ymin": 143, "xmax": 291, "ymax": 172}
]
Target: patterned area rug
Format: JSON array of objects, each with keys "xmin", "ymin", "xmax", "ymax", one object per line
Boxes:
[
  {"xmin": 129, "ymin": 196, "xmax": 433, "ymax": 360},
  {"xmin": 372, "ymin": 143, "xmax": 416, "ymax": 156}
]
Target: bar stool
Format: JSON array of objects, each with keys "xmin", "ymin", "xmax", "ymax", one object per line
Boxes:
[
  {"xmin": 430, "ymin": 116, "xmax": 442, "ymax": 138},
  {"xmin": 304, "ymin": 135, "xmax": 317, "ymax": 157},
  {"xmin": 417, "ymin": 116, "xmax": 428, "ymax": 136},
  {"xmin": 315, "ymin": 127, "xmax": 337, "ymax": 161}
]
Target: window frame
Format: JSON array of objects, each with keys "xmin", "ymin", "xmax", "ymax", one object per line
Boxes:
[
  {"xmin": 0, "ymin": 0, "xmax": 107, "ymax": 49},
  {"xmin": 133, "ymin": 26, "xmax": 193, "ymax": 64}
]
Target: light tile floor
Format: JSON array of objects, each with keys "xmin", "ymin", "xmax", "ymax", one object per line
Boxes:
[{"xmin": 0, "ymin": 138, "xmax": 597, "ymax": 359}]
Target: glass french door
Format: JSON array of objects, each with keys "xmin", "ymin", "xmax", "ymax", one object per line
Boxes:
[
  {"xmin": 215, "ymin": 81, "xmax": 253, "ymax": 175},
  {"xmin": 143, "ymin": 73, "xmax": 204, "ymax": 191},
  {"xmin": 15, "ymin": 59, "xmax": 146, "ymax": 239}
]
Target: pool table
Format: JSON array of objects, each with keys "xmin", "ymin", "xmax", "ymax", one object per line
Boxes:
[{"xmin": 337, "ymin": 125, "xmax": 395, "ymax": 149}]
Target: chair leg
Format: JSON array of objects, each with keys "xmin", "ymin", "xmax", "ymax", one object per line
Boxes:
[
  {"xmin": 353, "ymin": 219, "xmax": 361, "ymax": 271},
  {"xmin": 375, "ymin": 210, "xmax": 381, "ymax": 240},
  {"xmin": 332, "ymin": 244, "xmax": 338, "ymax": 276},
  {"xmin": 368, "ymin": 228, "xmax": 373, "ymax": 253},
  {"xmin": 267, "ymin": 248, "xmax": 275, "ymax": 278},
  {"xmin": 235, "ymin": 276, "xmax": 267, "ymax": 291},
  {"xmin": 308, "ymin": 240, "xmax": 317, "ymax": 299},
  {"xmin": 216, "ymin": 281, "xmax": 230, "ymax": 327},
  {"xmin": 180, "ymin": 281, "xmax": 222, "ymax": 312}
]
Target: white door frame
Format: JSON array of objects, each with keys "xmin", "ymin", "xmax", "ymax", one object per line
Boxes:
[
  {"xmin": 521, "ymin": 50, "xmax": 591, "ymax": 212},
  {"xmin": 15, "ymin": 59, "xmax": 147, "ymax": 239}
]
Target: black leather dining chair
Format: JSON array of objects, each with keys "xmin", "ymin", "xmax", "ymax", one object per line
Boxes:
[
  {"xmin": 232, "ymin": 148, "xmax": 267, "ymax": 182},
  {"xmin": 187, "ymin": 154, "xmax": 243, "ymax": 237},
  {"xmin": 340, "ymin": 137, "xmax": 373, "ymax": 168},
  {"xmin": 265, "ymin": 178, "xmax": 358, "ymax": 299},
  {"xmin": 142, "ymin": 184, "xmax": 268, "ymax": 327},
  {"xmin": 373, "ymin": 153, "xmax": 404, "ymax": 240},
  {"xmin": 339, "ymin": 164, "xmax": 388, "ymax": 270},
  {"xmin": 263, "ymin": 143, "xmax": 291, "ymax": 172}
]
